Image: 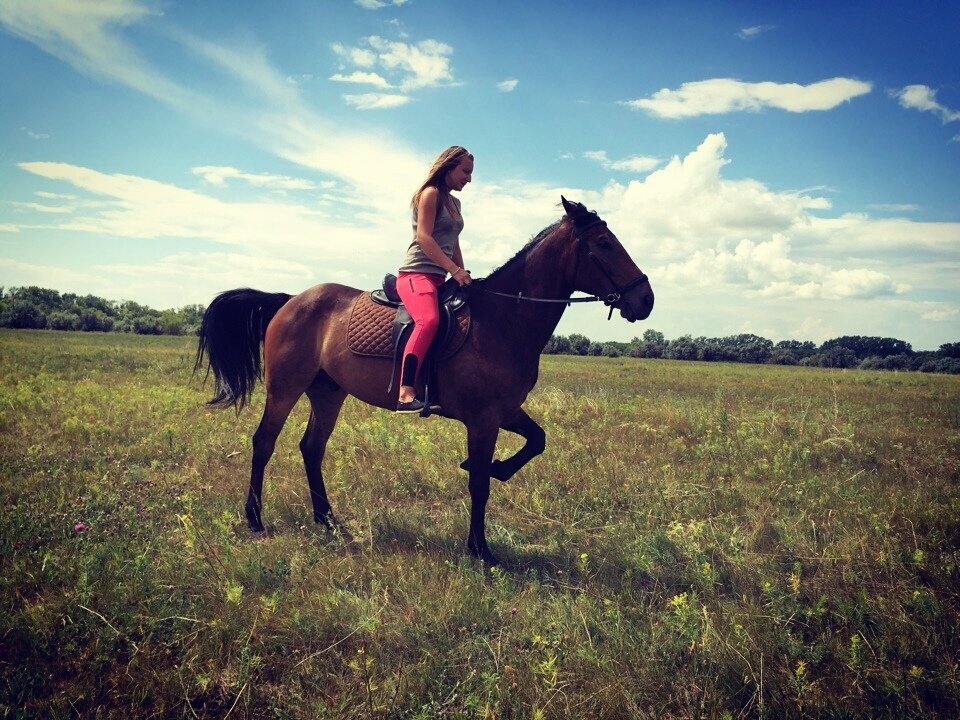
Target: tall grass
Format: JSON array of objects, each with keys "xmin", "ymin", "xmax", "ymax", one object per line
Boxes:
[{"xmin": 1, "ymin": 330, "xmax": 958, "ymax": 718}]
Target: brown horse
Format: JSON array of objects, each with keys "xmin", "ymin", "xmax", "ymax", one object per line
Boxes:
[{"xmin": 195, "ymin": 197, "xmax": 653, "ymax": 564}]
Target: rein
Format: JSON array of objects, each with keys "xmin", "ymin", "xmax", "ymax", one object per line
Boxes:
[{"xmin": 475, "ymin": 217, "xmax": 649, "ymax": 320}]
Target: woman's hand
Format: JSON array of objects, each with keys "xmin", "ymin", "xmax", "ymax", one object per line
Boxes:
[{"xmin": 452, "ymin": 267, "xmax": 472, "ymax": 286}]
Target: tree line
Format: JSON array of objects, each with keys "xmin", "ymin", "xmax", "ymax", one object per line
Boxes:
[
  {"xmin": 2, "ymin": 286, "xmax": 958, "ymax": 374},
  {"xmin": 0, "ymin": 286, "xmax": 203, "ymax": 336},
  {"xmin": 544, "ymin": 330, "xmax": 960, "ymax": 374}
]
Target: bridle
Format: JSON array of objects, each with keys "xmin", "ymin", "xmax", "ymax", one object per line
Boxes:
[{"xmin": 477, "ymin": 216, "xmax": 649, "ymax": 320}]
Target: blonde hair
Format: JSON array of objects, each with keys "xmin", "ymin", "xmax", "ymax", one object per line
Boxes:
[{"xmin": 411, "ymin": 146, "xmax": 473, "ymax": 215}]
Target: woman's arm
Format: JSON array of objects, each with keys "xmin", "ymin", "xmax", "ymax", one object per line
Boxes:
[{"xmin": 452, "ymin": 240, "xmax": 465, "ymax": 270}]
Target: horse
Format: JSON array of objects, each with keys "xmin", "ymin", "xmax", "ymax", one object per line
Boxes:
[{"xmin": 194, "ymin": 197, "xmax": 654, "ymax": 565}]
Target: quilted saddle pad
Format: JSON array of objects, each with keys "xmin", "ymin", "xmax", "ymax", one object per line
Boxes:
[{"xmin": 346, "ymin": 293, "xmax": 471, "ymax": 359}]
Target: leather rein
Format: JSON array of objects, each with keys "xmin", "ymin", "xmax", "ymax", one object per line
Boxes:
[{"xmin": 476, "ymin": 218, "xmax": 649, "ymax": 320}]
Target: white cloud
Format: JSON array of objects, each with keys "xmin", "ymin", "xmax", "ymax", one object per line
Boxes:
[
  {"xmin": 285, "ymin": 73, "xmax": 313, "ymax": 85},
  {"xmin": 329, "ymin": 71, "xmax": 392, "ymax": 88},
  {"xmin": 658, "ymin": 235, "xmax": 907, "ymax": 301},
  {"xmin": 584, "ymin": 150, "xmax": 659, "ymax": 174},
  {"xmin": 497, "ymin": 78, "xmax": 519, "ymax": 92},
  {"xmin": 625, "ymin": 77, "xmax": 872, "ymax": 118},
  {"xmin": 343, "ymin": 93, "xmax": 410, "ymax": 110},
  {"xmin": 191, "ymin": 166, "xmax": 319, "ymax": 190},
  {"xmin": 21, "ymin": 127, "xmax": 50, "ymax": 140},
  {"xmin": 918, "ymin": 303, "xmax": 959, "ymax": 322},
  {"xmin": 11, "ymin": 201, "xmax": 75, "ymax": 214},
  {"xmin": 333, "ymin": 36, "xmax": 455, "ymax": 94},
  {"xmin": 737, "ymin": 25, "xmax": 775, "ymax": 40},
  {"xmin": 892, "ymin": 85, "xmax": 960, "ymax": 123},
  {"xmin": 868, "ymin": 203, "xmax": 920, "ymax": 213},
  {"xmin": 354, "ymin": 0, "xmax": 408, "ymax": 9},
  {"xmin": 15, "ymin": 161, "xmax": 376, "ymax": 257},
  {"xmin": 0, "ymin": 254, "xmax": 312, "ymax": 310},
  {"xmin": 0, "ymin": 0, "xmax": 197, "ymax": 106},
  {"xmin": 793, "ymin": 316, "xmax": 835, "ymax": 344}
]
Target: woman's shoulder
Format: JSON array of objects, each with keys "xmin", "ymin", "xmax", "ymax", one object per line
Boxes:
[{"xmin": 418, "ymin": 186, "xmax": 440, "ymax": 204}]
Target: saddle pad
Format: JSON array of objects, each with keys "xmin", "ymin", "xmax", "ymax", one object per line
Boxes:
[{"xmin": 347, "ymin": 293, "xmax": 471, "ymax": 359}]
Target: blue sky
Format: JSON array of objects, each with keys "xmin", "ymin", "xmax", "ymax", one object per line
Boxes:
[{"xmin": 1, "ymin": 0, "xmax": 958, "ymax": 349}]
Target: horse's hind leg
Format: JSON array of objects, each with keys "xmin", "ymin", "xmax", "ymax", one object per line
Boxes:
[
  {"xmin": 247, "ymin": 391, "xmax": 301, "ymax": 533},
  {"xmin": 301, "ymin": 374, "xmax": 348, "ymax": 530},
  {"xmin": 460, "ymin": 408, "xmax": 545, "ymax": 482}
]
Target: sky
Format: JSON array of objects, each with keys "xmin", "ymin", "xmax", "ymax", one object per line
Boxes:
[{"xmin": 1, "ymin": 0, "xmax": 958, "ymax": 350}]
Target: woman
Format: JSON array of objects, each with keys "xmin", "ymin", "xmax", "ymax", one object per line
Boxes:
[{"xmin": 395, "ymin": 146, "xmax": 474, "ymax": 413}]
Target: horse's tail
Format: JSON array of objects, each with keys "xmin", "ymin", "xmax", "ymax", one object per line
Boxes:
[{"xmin": 194, "ymin": 288, "xmax": 293, "ymax": 410}]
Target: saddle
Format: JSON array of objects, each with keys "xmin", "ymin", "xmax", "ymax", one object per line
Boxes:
[{"xmin": 347, "ymin": 274, "xmax": 471, "ymax": 413}]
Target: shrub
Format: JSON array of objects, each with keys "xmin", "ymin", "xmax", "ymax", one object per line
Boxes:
[
  {"xmin": 48, "ymin": 311, "xmax": 81, "ymax": 331},
  {"xmin": 0, "ymin": 300, "xmax": 47, "ymax": 329}
]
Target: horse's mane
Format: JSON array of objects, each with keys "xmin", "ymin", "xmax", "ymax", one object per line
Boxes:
[{"xmin": 478, "ymin": 219, "xmax": 568, "ymax": 285}]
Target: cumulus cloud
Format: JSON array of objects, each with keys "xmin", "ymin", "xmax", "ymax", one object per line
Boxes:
[
  {"xmin": 892, "ymin": 84, "xmax": 960, "ymax": 123},
  {"xmin": 625, "ymin": 77, "xmax": 872, "ymax": 118},
  {"xmin": 584, "ymin": 150, "xmax": 659, "ymax": 174},
  {"xmin": 332, "ymin": 36, "xmax": 455, "ymax": 92},
  {"xmin": 330, "ymin": 35, "xmax": 456, "ymax": 110},
  {"xmin": 497, "ymin": 78, "xmax": 519, "ymax": 92},
  {"xmin": 657, "ymin": 234, "xmax": 907, "ymax": 301}
]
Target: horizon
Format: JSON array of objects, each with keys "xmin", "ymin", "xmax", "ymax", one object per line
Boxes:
[
  {"xmin": 1, "ymin": 1, "xmax": 958, "ymax": 350},
  {"xmin": 2, "ymin": 283, "xmax": 953, "ymax": 353}
]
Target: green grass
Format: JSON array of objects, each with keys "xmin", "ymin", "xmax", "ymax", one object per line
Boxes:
[{"xmin": 1, "ymin": 329, "xmax": 958, "ymax": 718}]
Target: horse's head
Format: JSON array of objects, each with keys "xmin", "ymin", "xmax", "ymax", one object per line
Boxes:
[{"xmin": 562, "ymin": 196, "xmax": 654, "ymax": 322}]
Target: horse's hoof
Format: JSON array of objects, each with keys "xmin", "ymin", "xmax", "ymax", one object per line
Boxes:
[
  {"xmin": 318, "ymin": 517, "xmax": 353, "ymax": 543},
  {"xmin": 468, "ymin": 544, "xmax": 500, "ymax": 566},
  {"xmin": 460, "ymin": 459, "xmax": 509, "ymax": 482},
  {"xmin": 249, "ymin": 527, "xmax": 267, "ymax": 538}
]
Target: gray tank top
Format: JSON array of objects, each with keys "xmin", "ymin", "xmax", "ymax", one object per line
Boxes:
[{"xmin": 398, "ymin": 195, "xmax": 464, "ymax": 276}]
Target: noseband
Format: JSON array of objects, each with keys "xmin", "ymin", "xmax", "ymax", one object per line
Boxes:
[{"xmin": 575, "ymin": 218, "xmax": 649, "ymax": 319}]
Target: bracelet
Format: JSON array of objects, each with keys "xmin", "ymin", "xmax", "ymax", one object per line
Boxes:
[{"xmin": 451, "ymin": 266, "xmax": 461, "ymax": 275}]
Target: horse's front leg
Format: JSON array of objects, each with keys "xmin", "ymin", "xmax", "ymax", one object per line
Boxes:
[
  {"xmin": 461, "ymin": 407, "xmax": 546, "ymax": 482},
  {"xmin": 464, "ymin": 422, "xmax": 500, "ymax": 564}
]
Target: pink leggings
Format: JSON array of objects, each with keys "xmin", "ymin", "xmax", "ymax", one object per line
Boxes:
[{"xmin": 396, "ymin": 272, "xmax": 445, "ymax": 387}]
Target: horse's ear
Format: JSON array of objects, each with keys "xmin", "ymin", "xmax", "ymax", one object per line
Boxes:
[{"xmin": 561, "ymin": 196, "xmax": 577, "ymax": 216}]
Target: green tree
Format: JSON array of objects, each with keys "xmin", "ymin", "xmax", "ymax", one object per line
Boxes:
[
  {"xmin": 7, "ymin": 286, "xmax": 63, "ymax": 314},
  {"xmin": 0, "ymin": 300, "xmax": 47, "ymax": 329},
  {"xmin": 567, "ymin": 333, "xmax": 591, "ymax": 355},
  {"xmin": 48, "ymin": 311, "xmax": 81, "ymax": 330},
  {"xmin": 665, "ymin": 335, "xmax": 698, "ymax": 361}
]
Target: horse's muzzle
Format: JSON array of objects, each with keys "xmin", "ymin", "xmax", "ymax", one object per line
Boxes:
[{"xmin": 620, "ymin": 289, "xmax": 654, "ymax": 322}]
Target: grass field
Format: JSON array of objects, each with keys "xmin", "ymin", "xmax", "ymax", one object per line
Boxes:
[{"xmin": 1, "ymin": 329, "xmax": 958, "ymax": 718}]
